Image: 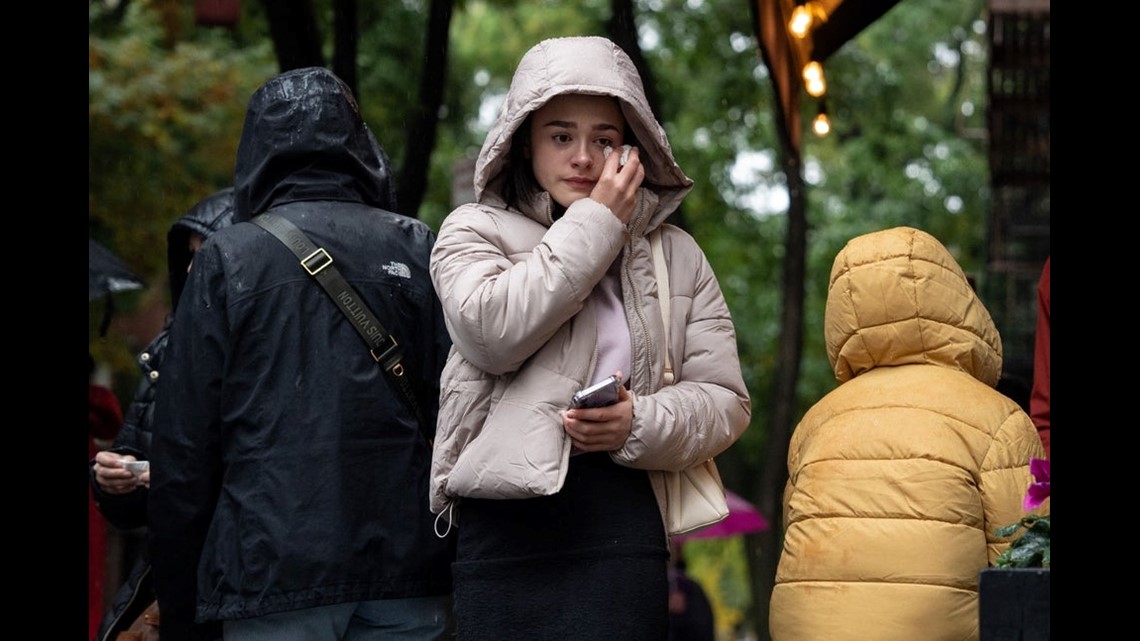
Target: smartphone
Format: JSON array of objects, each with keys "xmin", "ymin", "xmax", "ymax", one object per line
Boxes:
[{"xmin": 571, "ymin": 374, "xmax": 622, "ymax": 409}]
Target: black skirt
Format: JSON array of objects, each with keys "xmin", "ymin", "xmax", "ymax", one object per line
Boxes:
[{"xmin": 452, "ymin": 452, "xmax": 670, "ymax": 641}]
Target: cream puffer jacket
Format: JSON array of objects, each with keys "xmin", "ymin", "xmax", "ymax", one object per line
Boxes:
[
  {"xmin": 428, "ymin": 36, "xmax": 751, "ymax": 530},
  {"xmin": 769, "ymin": 226, "xmax": 1048, "ymax": 641}
]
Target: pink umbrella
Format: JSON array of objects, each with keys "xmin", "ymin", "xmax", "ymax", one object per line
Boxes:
[{"xmin": 673, "ymin": 489, "xmax": 770, "ymax": 542}]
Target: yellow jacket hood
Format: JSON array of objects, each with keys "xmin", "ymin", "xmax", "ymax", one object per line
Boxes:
[{"xmin": 825, "ymin": 226, "xmax": 1003, "ymax": 387}]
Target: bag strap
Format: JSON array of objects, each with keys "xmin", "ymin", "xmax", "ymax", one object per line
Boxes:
[
  {"xmin": 650, "ymin": 228, "xmax": 674, "ymax": 385},
  {"xmin": 251, "ymin": 213, "xmax": 432, "ymax": 445}
]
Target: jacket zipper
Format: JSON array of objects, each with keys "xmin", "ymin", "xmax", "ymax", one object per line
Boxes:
[
  {"xmin": 623, "ymin": 196, "xmax": 651, "ymax": 394},
  {"xmin": 99, "ymin": 563, "xmax": 152, "ymax": 641}
]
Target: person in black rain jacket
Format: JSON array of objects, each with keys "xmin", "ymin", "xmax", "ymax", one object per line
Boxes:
[
  {"xmin": 148, "ymin": 67, "xmax": 455, "ymax": 641},
  {"xmin": 90, "ymin": 186, "xmax": 236, "ymax": 641}
]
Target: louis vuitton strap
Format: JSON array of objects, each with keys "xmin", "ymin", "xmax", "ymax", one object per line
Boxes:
[{"xmin": 252, "ymin": 212, "xmax": 432, "ymax": 445}]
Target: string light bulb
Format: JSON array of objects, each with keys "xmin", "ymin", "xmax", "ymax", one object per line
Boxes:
[
  {"xmin": 803, "ymin": 61, "xmax": 827, "ymax": 98},
  {"xmin": 789, "ymin": 5, "xmax": 814, "ymax": 38},
  {"xmin": 812, "ymin": 101, "xmax": 831, "ymax": 137},
  {"xmin": 789, "ymin": 1, "xmax": 830, "ymax": 39}
]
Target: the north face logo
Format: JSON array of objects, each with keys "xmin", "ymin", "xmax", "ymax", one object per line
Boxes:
[{"xmin": 381, "ymin": 261, "xmax": 411, "ymax": 279}]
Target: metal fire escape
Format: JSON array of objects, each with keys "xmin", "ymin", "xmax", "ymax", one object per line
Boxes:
[{"xmin": 984, "ymin": 0, "xmax": 1050, "ymax": 386}]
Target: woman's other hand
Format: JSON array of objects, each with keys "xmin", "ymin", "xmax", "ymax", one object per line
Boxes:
[{"xmin": 563, "ymin": 375, "xmax": 633, "ymax": 451}]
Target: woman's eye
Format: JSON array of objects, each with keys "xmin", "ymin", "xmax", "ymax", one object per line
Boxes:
[
  {"xmin": 553, "ymin": 133, "xmax": 571, "ymax": 144},
  {"xmin": 597, "ymin": 138, "xmax": 614, "ymax": 148}
]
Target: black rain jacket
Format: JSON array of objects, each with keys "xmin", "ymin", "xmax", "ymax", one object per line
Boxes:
[
  {"xmin": 93, "ymin": 187, "xmax": 235, "ymax": 641},
  {"xmin": 148, "ymin": 67, "xmax": 453, "ymax": 640},
  {"xmin": 93, "ymin": 186, "xmax": 236, "ymax": 530}
]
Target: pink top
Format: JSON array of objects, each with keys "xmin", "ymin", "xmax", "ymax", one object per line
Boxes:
[{"xmin": 591, "ymin": 254, "xmax": 631, "ymax": 387}]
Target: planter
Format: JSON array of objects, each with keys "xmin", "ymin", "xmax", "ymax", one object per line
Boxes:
[{"xmin": 979, "ymin": 568, "xmax": 1050, "ymax": 641}]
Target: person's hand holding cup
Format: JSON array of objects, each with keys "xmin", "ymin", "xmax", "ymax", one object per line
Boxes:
[{"xmin": 93, "ymin": 451, "xmax": 150, "ymax": 494}]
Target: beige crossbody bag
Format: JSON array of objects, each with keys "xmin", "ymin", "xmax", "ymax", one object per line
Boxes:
[{"xmin": 649, "ymin": 228, "xmax": 730, "ymax": 536}]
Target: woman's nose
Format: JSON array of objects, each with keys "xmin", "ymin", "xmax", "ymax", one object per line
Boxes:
[{"xmin": 571, "ymin": 144, "xmax": 595, "ymax": 168}]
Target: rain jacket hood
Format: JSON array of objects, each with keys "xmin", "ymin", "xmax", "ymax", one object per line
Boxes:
[
  {"xmin": 233, "ymin": 66, "xmax": 396, "ymax": 223},
  {"xmin": 476, "ymin": 36, "xmax": 693, "ymax": 234},
  {"xmin": 166, "ymin": 187, "xmax": 235, "ymax": 310},
  {"xmin": 825, "ymin": 225, "xmax": 1003, "ymax": 387}
]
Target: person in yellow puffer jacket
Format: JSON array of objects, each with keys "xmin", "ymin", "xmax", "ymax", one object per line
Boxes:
[{"xmin": 769, "ymin": 226, "xmax": 1048, "ymax": 641}]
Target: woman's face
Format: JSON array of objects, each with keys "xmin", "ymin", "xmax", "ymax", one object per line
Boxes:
[{"xmin": 528, "ymin": 94, "xmax": 625, "ymax": 209}]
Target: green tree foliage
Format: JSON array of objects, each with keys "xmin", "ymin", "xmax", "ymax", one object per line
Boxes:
[
  {"xmin": 792, "ymin": 0, "xmax": 990, "ymax": 418},
  {"xmin": 89, "ymin": 0, "xmax": 276, "ymax": 370},
  {"xmin": 407, "ymin": 0, "xmax": 609, "ymax": 229}
]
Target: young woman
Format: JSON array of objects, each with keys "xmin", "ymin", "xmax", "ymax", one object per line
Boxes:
[{"xmin": 429, "ymin": 36, "xmax": 751, "ymax": 639}]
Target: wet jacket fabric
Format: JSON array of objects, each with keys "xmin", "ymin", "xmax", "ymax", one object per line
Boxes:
[
  {"xmin": 769, "ymin": 227, "xmax": 1048, "ymax": 641},
  {"xmin": 429, "ymin": 36, "xmax": 751, "ymax": 529},
  {"xmin": 93, "ymin": 187, "xmax": 236, "ymax": 520},
  {"xmin": 166, "ymin": 187, "xmax": 241, "ymax": 314},
  {"xmin": 92, "ymin": 188, "xmax": 235, "ymax": 641},
  {"xmin": 149, "ymin": 67, "xmax": 452, "ymax": 639}
]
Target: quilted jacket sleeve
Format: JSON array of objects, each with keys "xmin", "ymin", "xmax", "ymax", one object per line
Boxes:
[
  {"xmin": 979, "ymin": 408, "xmax": 1048, "ymax": 564},
  {"xmin": 430, "ymin": 200, "xmax": 625, "ymax": 375}
]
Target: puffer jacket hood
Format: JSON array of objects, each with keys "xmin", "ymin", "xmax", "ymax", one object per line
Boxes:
[
  {"xmin": 166, "ymin": 187, "xmax": 235, "ymax": 310},
  {"xmin": 233, "ymin": 66, "xmax": 396, "ymax": 223},
  {"xmin": 825, "ymin": 225, "xmax": 1003, "ymax": 387},
  {"xmin": 475, "ymin": 36, "xmax": 693, "ymax": 234}
]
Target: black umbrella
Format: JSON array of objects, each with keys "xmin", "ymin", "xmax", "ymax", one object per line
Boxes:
[
  {"xmin": 90, "ymin": 238, "xmax": 146, "ymax": 300},
  {"xmin": 90, "ymin": 238, "xmax": 146, "ymax": 336}
]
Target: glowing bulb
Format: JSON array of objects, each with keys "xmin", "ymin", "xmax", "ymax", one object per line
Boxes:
[
  {"xmin": 812, "ymin": 112, "xmax": 831, "ymax": 136},
  {"xmin": 812, "ymin": 100, "xmax": 831, "ymax": 137},
  {"xmin": 803, "ymin": 61, "xmax": 826, "ymax": 97},
  {"xmin": 789, "ymin": 6, "xmax": 813, "ymax": 38}
]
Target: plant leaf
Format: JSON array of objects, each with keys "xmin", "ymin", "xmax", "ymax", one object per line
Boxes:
[{"xmin": 994, "ymin": 522, "xmax": 1021, "ymax": 538}]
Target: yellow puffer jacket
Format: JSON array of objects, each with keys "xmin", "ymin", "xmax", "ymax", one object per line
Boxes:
[{"xmin": 769, "ymin": 226, "xmax": 1048, "ymax": 641}]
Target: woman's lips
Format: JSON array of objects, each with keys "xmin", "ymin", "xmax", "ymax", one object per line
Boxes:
[{"xmin": 564, "ymin": 177, "xmax": 595, "ymax": 190}]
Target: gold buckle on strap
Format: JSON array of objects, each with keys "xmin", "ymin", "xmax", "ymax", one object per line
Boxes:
[
  {"xmin": 371, "ymin": 336, "xmax": 403, "ymax": 374},
  {"xmin": 301, "ymin": 248, "xmax": 333, "ymax": 275}
]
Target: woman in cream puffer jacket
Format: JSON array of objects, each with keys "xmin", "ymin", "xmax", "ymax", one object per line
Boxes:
[
  {"xmin": 429, "ymin": 36, "xmax": 751, "ymax": 639},
  {"xmin": 769, "ymin": 226, "xmax": 1048, "ymax": 641}
]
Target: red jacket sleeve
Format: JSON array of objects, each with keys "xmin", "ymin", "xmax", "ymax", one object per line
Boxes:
[
  {"xmin": 88, "ymin": 384, "xmax": 123, "ymax": 442},
  {"xmin": 1029, "ymin": 257, "xmax": 1049, "ymax": 457}
]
